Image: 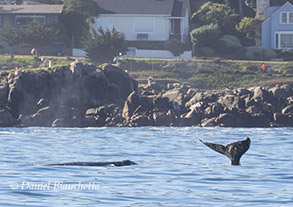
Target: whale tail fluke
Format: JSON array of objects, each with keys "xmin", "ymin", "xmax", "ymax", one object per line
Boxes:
[{"xmin": 200, "ymin": 137, "xmax": 251, "ymax": 165}]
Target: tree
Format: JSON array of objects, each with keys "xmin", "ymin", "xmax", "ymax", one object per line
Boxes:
[
  {"xmin": 191, "ymin": 2, "xmax": 239, "ymax": 35},
  {"xmin": 60, "ymin": 0, "xmax": 100, "ymax": 48},
  {"xmin": 82, "ymin": 27, "xmax": 128, "ymax": 63},
  {"xmin": 167, "ymin": 40, "xmax": 188, "ymax": 58},
  {"xmin": 29, "ymin": 0, "xmax": 63, "ymax": 4},
  {"xmin": 190, "ymin": 23, "xmax": 221, "ymax": 48},
  {"xmin": 15, "ymin": 0, "xmax": 23, "ymax": 4},
  {"xmin": 21, "ymin": 21, "xmax": 59, "ymax": 57},
  {"xmin": 0, "ymin": 21, "xmax": 21, "ymax": 60},
  {"xmin": 270, "ymin": 0, "xmax": 293, "ymax": 6},
  {"xmin": 63, "ymin": 0, "xmax": 99, "ymax": 18},
  {"xmin": 236, "ymin": 15, "xmax": 262, "ymax": 43}
]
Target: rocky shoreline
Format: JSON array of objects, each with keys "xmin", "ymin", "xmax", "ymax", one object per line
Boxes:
[{"xmin": 0, "ymin": 62, "xmax": 292, "ymax": 127}]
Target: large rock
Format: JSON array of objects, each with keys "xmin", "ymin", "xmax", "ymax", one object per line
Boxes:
[
  {"xmin": 162, "ymin": 89, "xmax": 186, "ymax": 108},
  {"xmin": 282, "ymin": 105, "xmax": 293, "ymax": 115},
  {"xmin": 102, "ymin": 64, "xmax": 137, "ymax": 100},
  {"xmin": 3, "ymin": 62, "xmax": 137, "ymax": 127},
  {"xmin": 0, "ymin": 109, "xmax": 15, "ymax": 127},
  {"xmin": 130, "ymin": 114, "xmax": 153, "ymax": 127},
  {"xmin": 0, "ymin": 82, "xmax": 8, "ymax": 108},
  {"xmin": 216, "ymin": 113, "xmax": 240, "ymax": 127},
  {"xmin": 273, "ymin": 113, "xmax": 293, "ymax": 127},
  {"xmin": 122, "ymin": 91, "xmax": 140, "ymax": 120},
  {"xmin": 185, "ymin": 92, "xmax": 217, "ymax": 108},
  {"xmin": 218, "ymin": 94, "xmax": 245, "ymax": 110},
  {"xmin": 181, "ymin": 109, "xmax": 201, "ymax": 126},
  {"xmin": 251, "ymin": 87, "xmax": 274, "ymax": 103},
  {"xmin": 153, "ymin": 110, "xmax": 176, "ymax": 126},
  {"xmin": 269, "ymin": 84, "xmax": 293, "ymax": 99}
]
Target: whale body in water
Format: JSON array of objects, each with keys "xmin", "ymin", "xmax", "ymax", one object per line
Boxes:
[
  {"xmin": 200, "ymin": 137, "xmax": 251, "ymax": 165},
  {"xmin": 46, "ymin": 160, "xmax": 137, "ymax": 167}
]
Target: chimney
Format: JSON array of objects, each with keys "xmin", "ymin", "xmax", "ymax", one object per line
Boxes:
[{"xmin": 256, "ymin": 0, "xmax": 270, "ymax": 19}]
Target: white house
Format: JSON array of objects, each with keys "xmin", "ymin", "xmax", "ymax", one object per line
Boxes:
[
  {"xmin": 92, "ymin": 0, "xmax": 190, "ymax": 41},
  {"xmin": 81, "ymin": 0, "xmax": 192, "ymax": 58}
]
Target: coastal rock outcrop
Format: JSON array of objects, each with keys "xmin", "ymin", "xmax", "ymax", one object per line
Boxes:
[
  {"xmin": 1, "ymin": 62, "xmax": 137, "ymax": 127},
  {"xmin": 0, "ymin": 62, "xmax": 292, "ymax": 128}
]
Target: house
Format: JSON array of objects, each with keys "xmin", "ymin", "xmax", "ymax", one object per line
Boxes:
[
  {"xmin": 92, "ymin": 0, "xmax": 190, "ymax": 41},
  {"xmin": 0, "ymin": 4, "xmax": 64, "ymax": 54},
  {"xmin": 0, "ymin": 4, "xmax": 63, "ymax": 27},
  {"xmin": 85, "ymin": 0, "xmax": 192, "ymax": 58},
  {"xmin": 262, "ymin": 1, "xmax": 293, "ymax": 49}
]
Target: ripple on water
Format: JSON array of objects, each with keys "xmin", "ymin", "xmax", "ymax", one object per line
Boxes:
[{"xmin": 0, "ymin": 127, "xmax": 292, "ymax": 206}]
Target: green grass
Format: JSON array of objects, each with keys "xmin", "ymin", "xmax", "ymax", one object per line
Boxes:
[
  {"xmin": 122, "ymin": 58, "xmax": 293, "ymax": 90},
  {"xmin": 1, "ymin": 55, "xmax": 292, "ymax": 90},
  {"xmin": 0, "ymin": 55, "xmax": 86, "ymax": 71}
]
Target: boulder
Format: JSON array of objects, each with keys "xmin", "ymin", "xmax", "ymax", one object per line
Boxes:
[
  {"xmin": 52, "ymin": 118, "xmax": 69, "ymax": 127},
  {"xmin": 28, "ymin": 106, "xmax": 54, "ymax": 127},
  {"xmin": 162, "ymin": 89, "xmax": 186, "ymax": 108},
  {"xmin": 250, "ymin": 113, "xmax": 271, "ymax": 127},
  {"xmin": 282, "ymin": 105, "xmax": 293, "ymax": 115},
  {"xmin": 0, "ymin": 82, "xmax": 8, "ymax": 108},
  {"xmin": 181, "ymin": 109, "xmax": 201, "ymax": 126},
  {"xmin": 153, "ymin": 96, "xmax": 171, "ymax": 111},
  {"xmin": 185, "ymin": 92, "xmax": 217, "ymax": 108},
  {"xmin": 102, "ymin": 64, "xmax": 137, "ymax": 99},
  {"xmin": 153, "ymin": 110, "xmax": 176, "ymax": 126},
  {"xmin": 273, "ymin": 113, "xmax": 293, "ymax": 127},
  {"xmin": 251, "ymin": 87, "xmax": 274, "ymax": 103},
  {"xmin": 218, "ymin": 94, "xmax": 245, "ymax": 110},
  {"xmin": 201, "ymin": 117, "xmax": 217, "ymax": 127},
  {"xmin": 216, "ymin": 113, "xmax": 240, "ymax": 127},
  {"xmin": 122, "ymin": 91, "xmax": 140, "ymax": 120},
  {"xmin": 0, "ymin": 109, "xmax": 15, "ymax": 127},
  {"xmin": 130, "ymin": 114, "xmax": 153, "ymax": 127},
  {"xmin": 36, "ymin": 98, "xmax": 50, "ymax": 110}
]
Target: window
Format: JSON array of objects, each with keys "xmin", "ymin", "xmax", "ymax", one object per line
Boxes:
[
  {"xmin": 134, "ymin": 17, "xmax": 153, "ymax": 33},
  {"xmin": 170, "ymin": 19, "xmax": 175, "ymax": 34},
  {"xmin": 280, "ymin": 12, "xmax": 293, "ymax": 24},
  {"xmin": 275, "ymin": 32, "xmax": 293, "ymax": 49},
  {"xmin": 290, "ymin": 13, "xmax": 293, "ymax": 23},
  {"xmin": 280, "ymin": 33, "xmax": 293, "ymax": 48},
  {"xmin": 15, "ymin": 15, "xmax": 46, "ymax": 27},
  {"xmin": 275, "ymin": 33, "xmax": 279, "ymax": 49}
]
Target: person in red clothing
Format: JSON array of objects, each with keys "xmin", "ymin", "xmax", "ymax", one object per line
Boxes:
[{"xmin": 262, "ymin": 63, "xmax": 266, "ymax": 71}]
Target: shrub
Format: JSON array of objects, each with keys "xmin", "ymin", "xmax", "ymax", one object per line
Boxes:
[
  {"xmin": 236, "ymin": 16, "xmax": 262, "ymax": 41},
  {"xmin": 190, "ymin": 23, "xmax": 221, "ymax": 48},
  {"xmin": 82, "ymin": 27, "xmax": 128, "ymax": 63},
  {"xmin": 191, "ymin": 2, "xmax": 239, "ymax": 35},
  {"xmin": 245, "ymin": 46, "xmax": 277, "ymax": 60},
  {"xmin": 167, "ymin": 40, "xmax": 190, "ymax": 57},
  {"xmin": 278, "ymin": 63, "xmax": 293, "ymax": 75},
  {"xmin": 275, "ymin": 49, "xmax": 293, "ymax": 61},
  {"xmin": 212, "ymin": 35, "xmax": 246, "ymax": 59},
  {"xmin": 194, "ymin": 47, "xmax": 216, "ymax": 57}
]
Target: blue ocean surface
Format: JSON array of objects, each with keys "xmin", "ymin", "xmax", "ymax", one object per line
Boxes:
[{"xmin": 0, "ymin": 127, "xmax": 292, "ymax": 206}]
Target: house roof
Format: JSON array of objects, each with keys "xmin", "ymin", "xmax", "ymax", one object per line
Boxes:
[
  {"xmin": 0, "ymin": 5, "xmax": 64, "ymax": 14},
  {"xmin": 94, "ymin": 0, "xmax": 188, "ymax": 17},
  {"xmin": 263, "ymin": 1, "xmax": 293, "ymax": 23}
]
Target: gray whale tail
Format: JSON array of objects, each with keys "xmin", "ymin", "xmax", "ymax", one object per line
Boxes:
[
  {"xmin": 46, "ymin": 160, "xmax": 137, "ymax": 167},
  {"xmin": 200, "ymin": 137, "xmax": 251, "ymax": 165}
]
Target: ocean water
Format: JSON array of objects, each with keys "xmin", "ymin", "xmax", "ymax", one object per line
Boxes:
[{"xmin": 0, "ymin": 127, "xmax": 292, "ymax": 207}]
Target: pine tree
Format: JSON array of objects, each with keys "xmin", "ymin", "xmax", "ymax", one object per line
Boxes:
[
  {"xmin": 21, "ymin": 21, "xmax": 59, "ymax": 57},
  {"xmin": 0, "ymin": 21, "xmax": 21, "ymax": 60}
]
